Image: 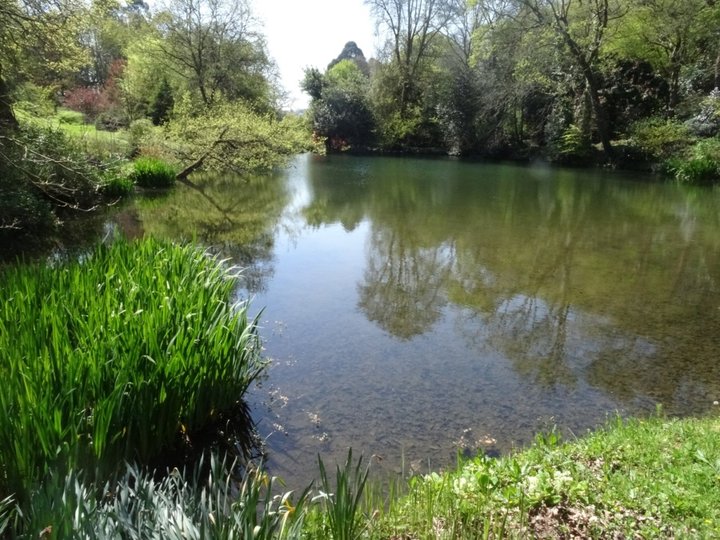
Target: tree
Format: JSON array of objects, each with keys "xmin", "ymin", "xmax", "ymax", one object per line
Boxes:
[
  {"xmin": 0, "ymin": 0, "xmax": 90, "ymax": 128},
  {"xmin": 607, "ymin": 0, "xmax": 719, "ymax": 109},
  {"xmin": 157, "ymin": 0, "xmax": 274, "ymax": 107},
  {"xmin": 434, "ymin": 0, "xmax": 493, "ymax": 154},
  {"xmin": 508, "ymin": 0, "xmax": 626, "ymax": 158},
  {"xmin": 149, "ymin": 77, "xmax": 174, "ymax": 124},
  {"xmin": 328, "ymin": 41, "xmax": 370, "ymax": 75},
  {"xmin": 366, "ymin": 0, "xmax": 451, "ymax": 115},
  {"xmin": 303, "ymin": 60, "xmax": 375, "ymax": 151}
]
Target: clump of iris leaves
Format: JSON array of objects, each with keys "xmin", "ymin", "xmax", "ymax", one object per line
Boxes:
[{"xmin": 0, "ymin": 238, "xmax": 718, "ymax": 539}]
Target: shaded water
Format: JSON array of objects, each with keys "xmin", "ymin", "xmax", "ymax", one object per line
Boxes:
[{"xmin": 111, "ymin": 154, "xmax": 720, "ymax": 488}]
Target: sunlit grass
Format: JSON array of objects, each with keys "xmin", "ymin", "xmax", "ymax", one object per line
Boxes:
[
  {"xmin": 373, "ymin": 415, "xmax": 720, "ymax": 538},
  {"xmin": 0, "ymin": 238, "xmax": 264, "ymax": 505},
  {"xmin": 15, "ymin": 107, "xmax": 130, "ymax": 157}
]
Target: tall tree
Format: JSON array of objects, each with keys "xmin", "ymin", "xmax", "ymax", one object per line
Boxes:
[
  {"xmin": 608, "ymin": 0, "xmax": 719, "ymax": 108},
  {"xmin": 303, "ymin": 59, "xmax": 375, "ymax": 151},
  {"xmin": 508, "ymin": 0, "xmax": 626, "ymax": 157},
  {"xmin": 366, "ymin": 0, "xmax": 451, "ymax": 114},
  {"xmin": 435, "ymin": 0, "xmax": 495, "ymax": 153},
  {"xmin": 157, "ymin": 0, "xmax": 273, "ymax": 107}
]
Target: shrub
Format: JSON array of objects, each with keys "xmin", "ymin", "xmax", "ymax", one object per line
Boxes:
[
  {"xmin": 63, "ymin": 86, "xmax": 109, "ymax": 119},
  {"xmin": 629, "ymin": 118, "xmax": 693, "ymax": 160},
  {"xmin": 131, "ymin": 156, "xmax": 176, "ymax": 187},
  {"xmin": 686, "ymin": 89, "xmax": 720, "ymax": 137},
  {"xmin": 94, "ymin": 109, "xmax": 129, "ymax": 132},
  {"xmin": 12, "ymin": 83, "xmax": 55, "ymax": 118},
  {"xmin": 56, "ymin": 108, "xmax": 84, "ymax": 125},
  {"xmin": 0, "ymin": 127, "xmax": 101, "ymax": 221},
  {"xmin": 666, "ymin": 156, "xmax": 719, "ymax": 184},
  {"xmin": 557, "ymin": 123, "xmax": 591, "ymax": 162},
  {"xmin": 664, "ymin": 137, "xmax": 720, "ymax": 184},
  {"xmin": 148, "ymin": 78, "xmax": 174, "ymax": 126},
  {"xmin": 127, "ymin": 118, "xmax": 154, "ymax": 154}
]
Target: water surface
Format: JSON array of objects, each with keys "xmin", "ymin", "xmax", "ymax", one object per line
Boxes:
[{"xmin": 115, "ymin": 154, "xmax": 720, "ymax": 488}]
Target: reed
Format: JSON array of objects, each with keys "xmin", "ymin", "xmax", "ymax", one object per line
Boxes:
[{"xmin": 0, "ymin": 238, "xmax": 264, "ymax": 504}]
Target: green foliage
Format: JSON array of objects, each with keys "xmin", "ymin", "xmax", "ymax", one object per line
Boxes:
[
  {"xmin": 160, "ymin": 0, "xmax": 275, "ymax": 109},
  {"xmin": 121, "ymin": 35, "xmax": 170, "ymax": 120},
  {"xmin": 57, "ymin": 109, "xmax": 85, "ymax": 125},
  {"xmin": 0, "ymin": 495, "xmax": 12, "ymax": 535},
  {"xmin": 94, "ymin": 109, "xmax": 129, "ymax": 132},
  {"xmin": 4, "ymin": 415, "xmax": 720, "ymax": 537},
  {"xmin": 373, "ymin": 415, "xmax": 720, "ymax": 538},
  {"xmin": 131, "ymin": 156, "xmax": 177, "ymax": 187},
  {"xmin": 558, "ymin": 123, "xmax": 591, "ymax": 160},
  {"xmin": 664, "ymin": 137, "xmax": 720, "ymax": 184},
  {"xmin": 127, "ymin": 117, "xmax": 155, "ymax": 153},
  {"xmin": 100, "ymin": 170, "xmax": 135, "ymax": 197},
  {"xmin": 0, "ymin": 125, "xmax": 115, "ymax": 237},
  {"xmin": 630, "ymin": 118, "xmax": 693, "ymax": 159},
  {"xmin": 162, "ymin": 97, "xmax": 309, "ymax": 175},
  {"xmin": 306, "ymin": 60, "xmax": 375, "ymax": 151},
  {"xmin": 11, "ymin": 83, "xmax": 55, "ymax": 118},
  {"xmin": 686, "ymin": 89, "xmax": 720, "ymax": 137},
  {"xmin": 0, "ymin": 238, "xmax": 265, "ymax": 504},
  {"xmin": 316, "ymin": 450, "xmax": 369, "ymax": 540},
  {"xmin": 149, "ymin": 77, "xmax": 175, "ymax": 125},
  {"xmin": 302, "ymin": 67, "xmax": 326, "ymax": 101},
  {"xmin": 666, "ymin": 156, "xmax": 718, "ymax": 184}
]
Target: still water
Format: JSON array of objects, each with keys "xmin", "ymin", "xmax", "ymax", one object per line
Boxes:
[{"xmin": 115, "ymin": 153, "xmax": 720, "ymax": 488}]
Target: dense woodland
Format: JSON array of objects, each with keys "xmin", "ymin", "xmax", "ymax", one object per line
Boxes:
[
  {"xmin": 1, "ymin": 0, "xmax": 720, "ymax": 242},
  {"xmin": 307, "ymin": 0, "xmax": 720, "ymax": 167}
]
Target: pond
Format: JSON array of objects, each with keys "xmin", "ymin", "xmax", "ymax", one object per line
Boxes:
[{"xmin": 111, "ymin": 153, "xmax": 720, "ymax": 489}]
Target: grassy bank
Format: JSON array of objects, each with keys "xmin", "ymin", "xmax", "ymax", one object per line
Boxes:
[
  {"xmin": 373, "ymin": 414, "xmax": 720, "ymax": 539},
  {"xmin": 0, "ymin": 238, "xmax": 264, "ymax": 509},
  {"xmin": 3, "ymin": 414, "xmax": 718, "ymax": 538}
]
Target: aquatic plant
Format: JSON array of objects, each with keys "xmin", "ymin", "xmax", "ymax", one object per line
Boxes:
[
  {"xmin": 131, "ymin": 156, "xmax": 177, "ymax": 187},
  {"xmin": 9, "ymin": 454, "xmax": 309, "ymax": 539},
  {"xmin": 0, "ymin": 238, "xmax": 264, "ymax": 504}
]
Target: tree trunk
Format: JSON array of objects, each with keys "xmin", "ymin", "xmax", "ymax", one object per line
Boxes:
[
  {"xmin": 0, "ymin": 75, "xmax": 18, "ymax": 130},
  {"xmin": 585, "ymin": 74, "xmax": 613, "ymax": 158}
]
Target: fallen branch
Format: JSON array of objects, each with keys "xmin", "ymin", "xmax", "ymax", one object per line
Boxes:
[{"xmin": 175, "ymin": 126, "xmax": 230, "ymax": 182}]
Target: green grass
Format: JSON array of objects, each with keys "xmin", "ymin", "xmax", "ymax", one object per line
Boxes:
[
  {"xmin": 373, "ymin": 414, "xmax": 720, "ymax": 538},
  {"xmin": 15, "ymin": 107, "xmax": 130, "ymax": 157},
  {"xmin": 0, "ymin": 238, "xmax": 264, "ymax": 505},
  {"xmin": 315, "ymin": 449, "xmax": 370, "ymax": 540}
]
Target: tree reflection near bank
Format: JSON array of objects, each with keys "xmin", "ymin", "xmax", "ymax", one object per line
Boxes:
[
  {"xmin": 302, "ymin": 156, "xmax": 720, "ymax": 414},
  {"xmin": 121, "ymin": 172, "xmax": 288, "ymax": 293}
]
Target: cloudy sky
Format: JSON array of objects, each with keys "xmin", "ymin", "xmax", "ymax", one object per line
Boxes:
[{"xmin": 251, "ymin": 0, "xmax": 378, "ymax": 109}]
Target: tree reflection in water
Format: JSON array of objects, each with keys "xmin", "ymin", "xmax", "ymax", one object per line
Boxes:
[
  {"xmin": 127, "ymin": 172, "xmax": 289, "ymax": 293},
  {"xmin": 302, "ymin": 155, "xmax": 720, "ymax": 414}
]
